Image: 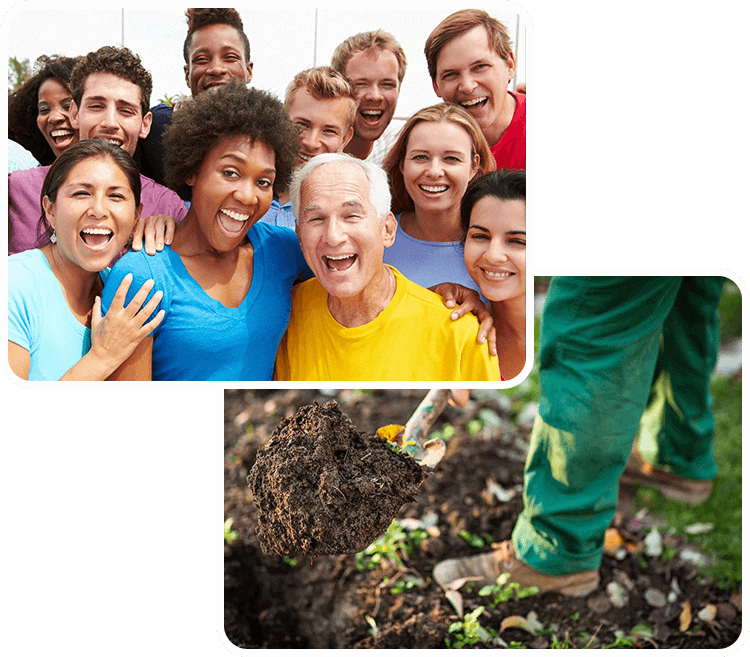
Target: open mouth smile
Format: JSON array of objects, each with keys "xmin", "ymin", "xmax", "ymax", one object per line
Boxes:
[
  {"xmin": 481, "ymin": 269, "xmax": 514, "ymax": 280},
  {"xmin": 323, "ymin": 254, "xmax": 357, "ymax": 271},
  {"xmin": 80, "ymin": 227, "xmax": 114, "ymax": 249},
  {"xmin": 50, "ymin": 129, "xmax": 75, "ymax": 144},
  {"xmin": 460, "ymin": 96, "xmax": 489, "ymax": 111},
  {"xmin": 218, "ymin": 208, "xmax": 251, "ymax": 236},
  {"xmin": 360, "ymin": 109, "xmax": 384, "ymax": 124}
]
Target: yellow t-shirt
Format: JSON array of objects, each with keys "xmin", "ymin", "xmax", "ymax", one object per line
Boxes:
[{"xmin": 275, "ymin": 267, "xmax": 501, "ymax": 381}]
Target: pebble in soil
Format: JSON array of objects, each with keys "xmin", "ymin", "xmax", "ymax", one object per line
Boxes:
[{"xmin": 247, "ymin": 400, "xmax": 426, "ymax": 557}]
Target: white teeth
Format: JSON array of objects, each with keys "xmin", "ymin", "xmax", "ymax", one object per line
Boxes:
[
  {"xmin": 82, "ymin": 228, "xmax": 113, "ymax": 235},
  {"xmin": 299, "ymin": 154, "xmax": 311, "ymax": 161},
  {"xmin": 361, "ymin": 110, "xmax": 382, "ymax": 115},
  {"xmin": 221, "ymin": 209, "xmax": 249, "ymax": 222},
  {"xmin": 419, "ymin": 185, "xmax": 449, "ymax": 193},
  {"xmin": 461, "ymin": 96, "xmax": 487, "ymax": 108},
  {"xmin": 484, "ymin": 271, "xmax": 512, "ymax": 279},
  {"xmin": 326, "ymin": 254, "xmax": 354, "ymax": 261},
  {"xmin": 51, "ymin": 130, "xmax": 74, "ymax": 138}
]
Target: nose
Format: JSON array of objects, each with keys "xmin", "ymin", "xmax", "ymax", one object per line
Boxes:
[
  {"xmin": 300, "ymin": 127, "xmax": 321, "ymax": 153},
  {"xmin": 87, "ymin": 191, "xmax": 107, "ymax": 218},
  {"xmin": 99, "ymin": 105, "xmax": 118, "ymax": 130},
  {"xmin": 426, "ymin": 157, "xmax": 444, "ymax": 178},
  {"xmin": 486, "ymin": 238, "xmax": 509, "ymax": 263},
  {"xmin": 49, "ymin": 106, "xmax": 66, "ymax": 124},
  {"xmin": 457, "ymin": 72, "xmax": 477, "ymax": 95},
  {"xmin": 233, "ymin": 178, "xmax": 259, "ymax": 208},
  {"xmin": 207, "ymin": 57, "xmax": 229, "ymax": 77},
  {"xmin": 323, "ymin": 216, "xmax": 346, "ymax": 246},
  {"xmin": 362, "ymin": 83, "xmax": 383, "ymax": 102}
]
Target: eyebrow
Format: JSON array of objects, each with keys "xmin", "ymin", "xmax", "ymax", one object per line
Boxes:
[
  {"xmin": 219, "ymin": 153, "xmax": 276, "ymax": 174},
  {"xmin": 468, "ymin": 224, "xmax": 526, "ymax": 236},
  {"xmin": 303, "ymin": 199, "xmax": 364, "ymax": 214},
  {"xmin": 83, "ymin": 95, "xmax": 140, "ymax": 111},
  {"xmin": 66, "ymin": 181, "xmax": 131, "ymax": 192}
]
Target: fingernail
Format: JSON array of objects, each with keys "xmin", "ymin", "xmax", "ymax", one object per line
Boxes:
[{"xmin": 451, "ymin": 312, "xmax": 458, "ymax": 320}]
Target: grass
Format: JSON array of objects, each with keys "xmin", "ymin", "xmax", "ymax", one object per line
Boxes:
[{"xmin": 633, "ymin": 375, "xmax": 742, "ymax": 590}]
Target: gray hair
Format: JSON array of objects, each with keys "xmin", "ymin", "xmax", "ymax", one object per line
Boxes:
[{"xmin": 289, "ymin": 153, "xmax": 392, "ymax": 224}]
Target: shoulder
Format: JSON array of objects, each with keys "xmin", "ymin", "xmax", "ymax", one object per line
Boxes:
[
  {"xmin": 8, "ymin": 250, "xmax": 48, "ymax": 286},
  {"xmin": 9, "ymin": 164, "xmax": 49, "ymax": 190},
  {"xmin": 139, "ymin": 174, "xmax": 188, "ymax": 217}
]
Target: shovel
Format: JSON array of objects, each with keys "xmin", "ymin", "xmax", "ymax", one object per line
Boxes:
[{"xmin": 379, "ymin": 389, "xmax": 451, "ymax": 468}]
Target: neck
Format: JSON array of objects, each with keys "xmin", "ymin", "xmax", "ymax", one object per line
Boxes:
[
  {"xmin": 43, "ymin": 244, "xmax": 102, "ymax": 323},
  {"xmin": 328, "ymin": 266, "xmax": 396, "ymax": 328},
  {"xmin": 344, "ymin": 134, "xmax": 375, "ymax": 160},
  {"xmin": 485, "ymin": 91, "xmax": 517, "ymax": 147},
  {"xmin": 402, "ymin": 205, "xmax": 463, "ymax": 242}
]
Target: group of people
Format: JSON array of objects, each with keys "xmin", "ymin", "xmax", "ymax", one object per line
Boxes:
[{"xmin": 8, "ymin": 8, "xmax": 526, "ymax": 381}]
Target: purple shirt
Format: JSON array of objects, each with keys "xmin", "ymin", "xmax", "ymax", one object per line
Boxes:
[{"xmin": 8, "ymin": 165, "xmax": 188, "ymax": 255}]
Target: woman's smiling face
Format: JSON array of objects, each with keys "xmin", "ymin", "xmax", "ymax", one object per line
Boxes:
[
  {"xmin": 400, "ymin": 120, "xmax": 478, "ymax": 215},
  {"xmin": 43, "ymin": 155, "xmax": 140, "ymax": 272},
  {"xmin": 37, "ymin": 77, "xmax": 78, "ymax": 158},
  {"xmin": 463, "ymin": 195, "xmax": 526, "ymax": 302},
  {"xmin": 186, "ymin": 134, "xmax": 276, "ymax": 252}
]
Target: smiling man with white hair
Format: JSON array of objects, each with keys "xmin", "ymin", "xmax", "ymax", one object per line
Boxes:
[{"xmin": 274, "ymin": 152, "xmax": 500, "ymax": 381}]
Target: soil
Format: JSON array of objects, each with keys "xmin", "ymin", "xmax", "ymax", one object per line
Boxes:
[
  {"xmin": 248, "ymin": 400, "xmax": 425, "ymax": 557},
  {"xmin": 224, "ymin": 389, "xmax": 743, "ymax": 649}
]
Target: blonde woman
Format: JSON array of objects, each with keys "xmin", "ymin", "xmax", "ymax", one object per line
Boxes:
[{"xmin": 382, "ymin": 102, "xmax": 495, "ymax": 293}]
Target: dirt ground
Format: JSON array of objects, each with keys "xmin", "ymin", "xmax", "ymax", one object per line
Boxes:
[{"xmin": 224, "ymin": 389, "xmax": 742, "ymax": 649}]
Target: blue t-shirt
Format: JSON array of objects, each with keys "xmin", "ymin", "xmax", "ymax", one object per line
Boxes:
[
  {"xmin": 383, "ymin": 213, "xmax": 483, "ymax": 296},
  {"xmin": 8, "ymin": 249, "xmax": 105, "ymax": 381},
  {"xmin": 100, "ymin": 222, "xmax": 311, "ymax": 381}
]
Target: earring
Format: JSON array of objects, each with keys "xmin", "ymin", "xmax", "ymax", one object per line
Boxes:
[{"xmin": 50, "ymin": 231, "xmax": 57, "ymax": 244}]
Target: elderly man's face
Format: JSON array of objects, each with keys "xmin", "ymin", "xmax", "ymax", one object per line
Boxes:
[{"xmin": 296, "ymin": 161, "xmax": 396, "ymax": 302}]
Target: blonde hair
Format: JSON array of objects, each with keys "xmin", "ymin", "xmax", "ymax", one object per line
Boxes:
[
  {"xmin": 284, "ymin": 66, "xmax": 357, "ymax": 130},
  {"xmin": 331, "ymin": 30, "xmax": 407, "ymax": 84},
  {"xmin": 382, "ymin": 103, "xmax": 496, "ymax": 215},
  {"xmin": 424, "ymin": 9, "xmax": 514, "ymax": 83}
]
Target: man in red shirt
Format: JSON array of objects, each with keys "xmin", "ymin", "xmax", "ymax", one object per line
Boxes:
[{"xmin": 425, "ymin": 9, "xmax": 525, "ymax": 171}]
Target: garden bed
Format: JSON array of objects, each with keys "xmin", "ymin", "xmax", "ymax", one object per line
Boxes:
[{"xmin": 224, "ymin": 388, "xmax": 742, "ymax": 649}]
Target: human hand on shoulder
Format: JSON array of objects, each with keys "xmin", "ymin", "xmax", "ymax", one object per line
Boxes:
[{"xmin": 430, "ymin": 282, "xmax": 497, "ymax": 357}]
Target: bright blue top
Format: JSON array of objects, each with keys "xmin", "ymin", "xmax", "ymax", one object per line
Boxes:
[
  {"xmin": 101, "ymin": 222, "xmax": 311, "ymax": 381},
  {"xmin": 8, "ymin": 249, "xmax": 106, "ymax": 381}
]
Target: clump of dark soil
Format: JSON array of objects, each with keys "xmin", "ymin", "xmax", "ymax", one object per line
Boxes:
[{"xmin": 248, "ymin": 400, "xmax": 426, "ymax": 557}]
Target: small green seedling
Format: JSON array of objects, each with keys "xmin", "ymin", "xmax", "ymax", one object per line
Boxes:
[
  {"xmin": 478, "ymin": 572, "xmax": 539, "ymax": 607},
  {"xmin": 224, "ymin": 518, "xmax": 239, "ymax": 544},
  {"xmin": 445, "ymin": 606, "xmax": 497, "ymax": 648},
  {"xmin": 356, "ymin": 520, "xmax": 428, "ymax": 571}
]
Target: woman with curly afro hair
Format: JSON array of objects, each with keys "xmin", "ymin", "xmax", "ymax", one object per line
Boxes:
[{"xmin": 100, "ymin": 80, "xmax": 312, "ymax": 380}]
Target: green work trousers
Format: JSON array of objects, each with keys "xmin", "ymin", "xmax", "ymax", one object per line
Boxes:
[{"xmin": 512, "ymin": 276, "xmax": 725, "ymax": 575}]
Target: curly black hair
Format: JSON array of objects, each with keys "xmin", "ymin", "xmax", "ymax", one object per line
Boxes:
[
  {"xmin": 183, "ymin": 8, "xmax": 250, "ymax": 63},
  {"xmin": 8, "ymin": 55, "xmax": 81, "ymax": 165},
  {"xmin": 460, "ymin": 169, "xmax": 526, "ymax": 237},
  {"xmin": 163, "ymin": 80, "xmax": 299, "ymax": 200}
]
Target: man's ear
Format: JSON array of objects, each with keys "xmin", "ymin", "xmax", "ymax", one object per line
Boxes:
[
  {"xmin": 184, "ymin": 64, "xmax": 191, "ymax": 90},
  {"xmin": 69, "ymin": 100, "xmax": 80, "ymax": 130},
  {"xmin": 383, "ymin": 211, "xmax": 397, "ymax": 248},
  {"xmin": 139, "ymin": 111, "xmax": 153, "ymax": 139},
  {"xmin": 245, "ymin": 61, "xmax": 254, "ymax": 84},
  {"xmin": 340, "ymin": 125, "xmax": 354, "ymax": 151},
  {"xmin": 432, "ymin": 79, "xmax": 442, "ymax": 99}
]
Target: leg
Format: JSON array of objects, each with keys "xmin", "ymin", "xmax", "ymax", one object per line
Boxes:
[
  {"xmin": 513, "ymin": 276, "xmax": 684, "ymax": 575},
  {"xmin": 637, "ymin": 277, "xmax": 724, "ymax": 480}
]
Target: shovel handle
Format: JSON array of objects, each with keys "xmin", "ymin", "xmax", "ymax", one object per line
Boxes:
[{"xmin": 401, "ymin": 389, "xmax": 452, "ymax": 455}]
